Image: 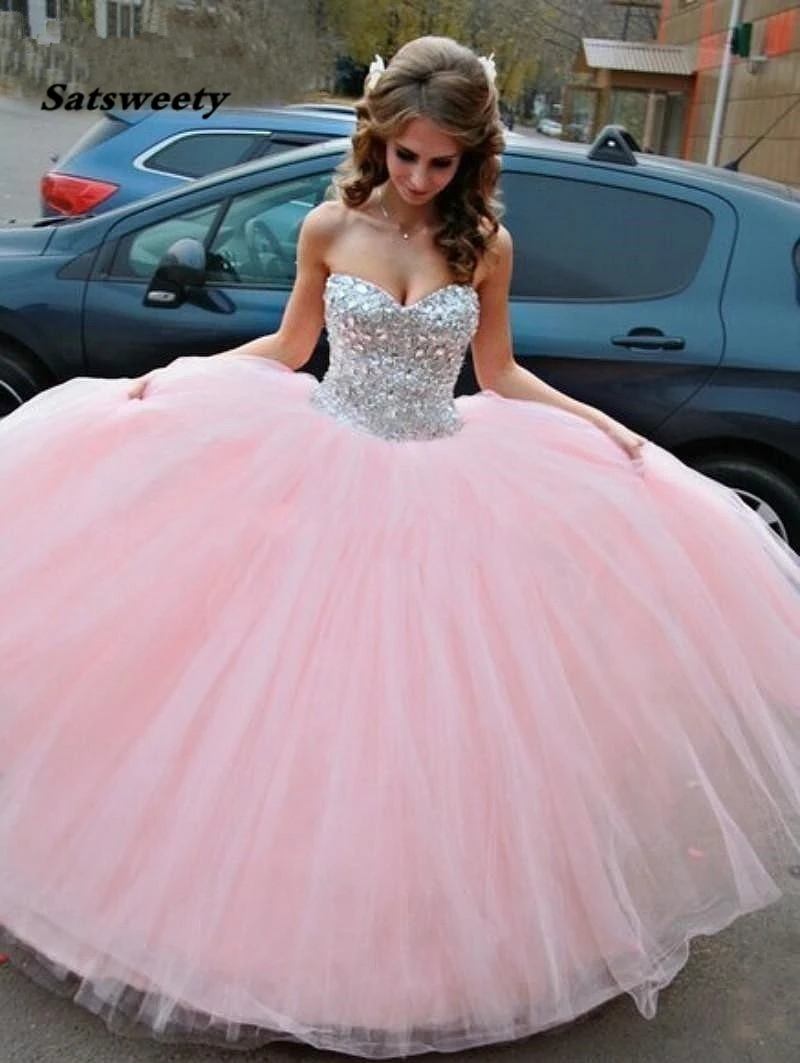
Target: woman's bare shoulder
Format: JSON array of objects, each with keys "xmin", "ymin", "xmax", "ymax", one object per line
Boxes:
[
  {"xmin": 489, "ymin": 222, "xmax": 513, "ymax": 255},
  {"xmin": 302, "ymin": 198, "xmax": 354, "ymax": 238},
  {"xmin": 474, "ymin": 223, "xmax": 512, "ymax": 288}
]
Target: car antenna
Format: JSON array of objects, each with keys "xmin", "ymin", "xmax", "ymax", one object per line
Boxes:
[{"xmin": 722, "ymin": 94, "xmax": 800, "ymax": 172}]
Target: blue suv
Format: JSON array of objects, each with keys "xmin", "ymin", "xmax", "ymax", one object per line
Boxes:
[{"xmin": 39, "ymin": 105, "xmax": 356, "ymax": 217}]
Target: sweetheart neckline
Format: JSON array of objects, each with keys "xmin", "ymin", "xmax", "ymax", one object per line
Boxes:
[{"xmin": 326, "ymin": 273, "xmax": 478, "ymax": 312}]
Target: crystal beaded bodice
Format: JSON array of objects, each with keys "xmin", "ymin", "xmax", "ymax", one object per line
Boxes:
[{"xmin": 311, "ymin": 273, "xmax": 480, "ymax": 441}]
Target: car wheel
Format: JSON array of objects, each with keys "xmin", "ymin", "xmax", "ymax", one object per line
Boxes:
[
  {"xmin": 691, "ymin": 455, "xmax": 800, "ymax": 551},
  {"xmin": 0, "ymin": 343, "xmax": 52, "ymax": 418}
]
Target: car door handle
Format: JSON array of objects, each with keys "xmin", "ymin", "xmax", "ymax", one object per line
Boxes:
[{"xmin": 611, "ymin": 331, "xmax": 685, "ymax": 351}]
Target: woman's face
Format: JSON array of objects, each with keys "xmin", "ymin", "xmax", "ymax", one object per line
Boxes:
[{"xmin": 385, "ymin": 116, "xmax": 462, "ymax": 205}]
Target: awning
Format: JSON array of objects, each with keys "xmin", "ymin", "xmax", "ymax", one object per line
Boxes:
[{"xmin": 578, "ymin": 39, "xmax": 695, "ymax": 77}]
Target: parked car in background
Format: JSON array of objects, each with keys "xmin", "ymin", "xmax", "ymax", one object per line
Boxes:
[
  {"xmin": 39, "ymin": 105, "xmax": 357, "ymax": 218},
  {"xmin": 4, "ymin": 128, "xmax": 800, "ymax": 549},
  {"xmin": 285, "ymin": 102, "xmax": 358, "ymax": 117},
  {"xmin": 565, "ymin": 120, "xmax": 591, "ymax": 143},
  {"xmin": 537, "ymin": 118, "xmax": 563, "ymax": 138}
]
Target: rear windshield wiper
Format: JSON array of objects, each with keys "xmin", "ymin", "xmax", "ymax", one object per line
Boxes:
[{"xmin": 31, "ymin": 214, "xmax": 95, "ymax": 227}]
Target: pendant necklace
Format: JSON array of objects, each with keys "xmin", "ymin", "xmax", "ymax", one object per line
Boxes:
[{"xmin": 379, "ymin": 188, "xmax": 427, "ymax": 241}]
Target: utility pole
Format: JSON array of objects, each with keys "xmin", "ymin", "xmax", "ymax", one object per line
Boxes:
[{"xmin": 706, "ymin": 0, "xmax": 744, "ymax": 165}]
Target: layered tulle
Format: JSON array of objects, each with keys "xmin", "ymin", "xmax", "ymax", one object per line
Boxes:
[{"xmin": 0, "ymin": 355, "xmax": 799, "ymax": 1056}]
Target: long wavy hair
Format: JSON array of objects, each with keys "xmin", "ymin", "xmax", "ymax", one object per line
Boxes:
[{"xmin": 335, "ymin": 37, "xmax": 505, "ymax": 284}]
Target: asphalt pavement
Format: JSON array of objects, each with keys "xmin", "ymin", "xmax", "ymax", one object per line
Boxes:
[
  {"xmin": 1, "ymin": 90, "xmax": 799, "ymax": 1063},
  {"xmin": 0, "ymin": 92, "xmax": 99, "ymax": 224},
  {"xmin": 1, "ymin": 870, "xmax": 799, "ymax": 1063}
]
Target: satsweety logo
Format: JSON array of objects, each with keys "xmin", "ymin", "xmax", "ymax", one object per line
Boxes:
[{"xmin": 41, "ymin": 84, "xmax": 230, "ymax": 120}]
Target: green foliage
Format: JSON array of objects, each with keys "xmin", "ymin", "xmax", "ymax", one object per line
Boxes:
[
  {"xmin": 323, "ymin": 0, "xmax": 540, "ymax": 104},
  {"xmin": 64, "ymin": 0, "xmax": 95, "ymax": 30}
]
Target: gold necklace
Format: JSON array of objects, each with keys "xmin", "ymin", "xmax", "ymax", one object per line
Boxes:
[{"xmin": 379, "ymin": 187, "xmax": 427, "ymax": 241}]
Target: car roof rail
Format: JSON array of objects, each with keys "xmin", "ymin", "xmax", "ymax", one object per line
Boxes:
[{"xmin": 587, "ymin": 125, "xmax": 640, "ymax": 166}]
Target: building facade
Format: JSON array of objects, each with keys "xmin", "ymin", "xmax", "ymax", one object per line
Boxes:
[
  {"xmin": 92, "ymin": 0, "xmax": 209, "ymax": 38},
  {"xmin": 659, "ymin": 0, "xmax": 800, "ymax": 183},
  {"xmin": 0, "ymin": 0, "xmax": 60, "ymax": 42}
]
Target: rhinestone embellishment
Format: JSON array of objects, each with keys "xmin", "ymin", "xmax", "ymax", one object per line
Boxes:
[{"xmin": 311, "ymin": 274, "xmax": 480, "ymax": 442}]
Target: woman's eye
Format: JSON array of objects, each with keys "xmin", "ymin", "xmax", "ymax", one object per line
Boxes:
[
  {"xmin": 396, "ymin": 148, "xmax": 415, "ymax": 162},
  {"xmin": 432, "ymin": 160, "xmax": 453, "ymax": 169}
]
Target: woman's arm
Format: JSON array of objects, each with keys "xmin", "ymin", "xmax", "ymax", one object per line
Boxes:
[
  {"xmin": 472, "ymin": 227, "xmax": 644, "ymax": 459},
  {"xmin": 218, "ymin": 202, "xmax": 336, "ymax": 368},
  {"xmin": 129, "ymin": 202, "xmax": 337, "ymax": 397}
]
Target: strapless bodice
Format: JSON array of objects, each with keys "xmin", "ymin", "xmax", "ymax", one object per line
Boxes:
[{"xmin": 310, "ymin": 273, "xmax": 480, "ymax": 441}]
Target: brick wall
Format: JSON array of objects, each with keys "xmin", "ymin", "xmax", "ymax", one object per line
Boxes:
[{"xmin": 660, "ymin": 0, "xmax": 800, "ymax": 184}]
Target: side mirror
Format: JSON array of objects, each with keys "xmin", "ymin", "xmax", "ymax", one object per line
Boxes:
[{"xmin": 144, "ymin": 237, "xmax": 206, "ymax": 308}]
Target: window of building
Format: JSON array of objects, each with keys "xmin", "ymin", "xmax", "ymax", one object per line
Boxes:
[{"xmin": 105, "ymin": 0, "xmax": 142, "ymax": 37}]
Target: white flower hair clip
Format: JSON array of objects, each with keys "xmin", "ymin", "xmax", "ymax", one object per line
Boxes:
[
  {"xmin": 364, "ymin": 55, "xmax": 385, "ymax": 94},
  {"xmin": 478, "ymin": 53, "xmax": 497, "ymax": 86}
]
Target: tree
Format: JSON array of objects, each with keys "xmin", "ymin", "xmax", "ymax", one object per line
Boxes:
[
  {"xmin": 62, "ymin": 0, "xmax": 94, "ymax": 31},
  {"xmin": 323, "ymin": 0, "xmax": 541, "ymax": 104},
  {"xmin": 320, "ymin": 1, "xmax": 659, "ymax": 108}
]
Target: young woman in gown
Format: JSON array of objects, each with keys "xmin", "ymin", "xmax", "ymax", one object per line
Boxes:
[{"xmin": 1, "ymin": 35, "xmax": 799, "ymax": 1058}]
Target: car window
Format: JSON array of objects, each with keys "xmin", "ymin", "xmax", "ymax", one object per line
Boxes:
[
  {"xmin": 111, "ymin": 203, "xmax": 223, "ymax": 279},
  {"xmin": 109, "ymin": 172, "xmax": 333, "ymax": 285},
  {"xmin": 254, "ymin": 134, "xmax": 341, "ymax": 157},
  {"xmin": 141, "ymin": 133, "xmax": 271, "ymax": 178},
  {"xmin": 203, "ymin": 172, "xmax": 333, "ymax": 287},
  {"xmin": 501, "ymin": 171, "xmax": 714, "ymax": 301}
]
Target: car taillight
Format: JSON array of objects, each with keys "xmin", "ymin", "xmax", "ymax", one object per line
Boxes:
[{"xmin": 40, "ymin": 173, "xmax": 120, "ymax": 216}]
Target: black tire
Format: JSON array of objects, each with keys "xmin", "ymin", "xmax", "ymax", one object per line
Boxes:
[
  {"xmin": 691, "ymin": 455, "xmax": 800, "ymax": 551},
  {"xmin": 0, "ymin": 342, "xmax": 52, "ymax": 418}
]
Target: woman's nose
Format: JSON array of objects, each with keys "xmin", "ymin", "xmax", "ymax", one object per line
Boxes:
[{"xmin": 409, "ymin": 167, "xmax": 428, "ymax": 191}]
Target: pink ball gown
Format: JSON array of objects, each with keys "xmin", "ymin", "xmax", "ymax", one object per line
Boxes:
[{"xmin": 0, "ymin": 273, "xmax": 799, "ymax": 1057}]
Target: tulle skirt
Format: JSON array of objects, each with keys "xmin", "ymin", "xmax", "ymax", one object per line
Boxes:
[{"xmin": 0, "ymin": 355, "xmax": 798, "ymax": 1056}]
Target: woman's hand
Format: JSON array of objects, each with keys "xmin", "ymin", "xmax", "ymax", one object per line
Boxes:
[
  {"xmin": 601, "ymin": 417, "xmax": 646, "ymax": 463},
  {"xmin": 128, "ymin": 375, "xmax": 151, "ymax": 400}
]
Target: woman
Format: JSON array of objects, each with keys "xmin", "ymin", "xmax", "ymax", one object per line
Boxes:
[{"xmin": 1, "ymin": 36, "xmax": 799, "ymax": 1058}]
